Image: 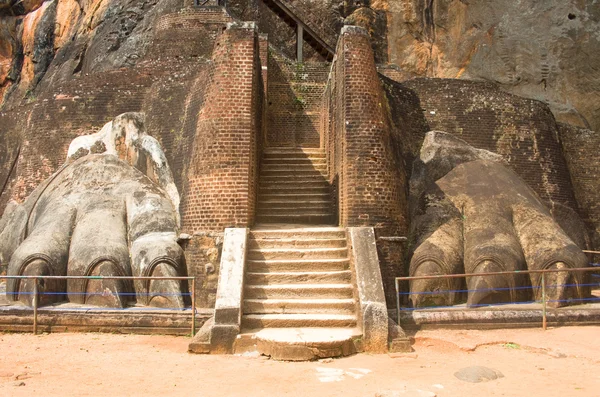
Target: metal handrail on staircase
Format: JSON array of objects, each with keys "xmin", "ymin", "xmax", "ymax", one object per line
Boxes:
[{"xmin": 259, "ymin": 0, "xmax": 336, "ymax": 62}]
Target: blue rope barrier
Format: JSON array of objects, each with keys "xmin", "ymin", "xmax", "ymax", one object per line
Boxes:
[
  {"xmin": 546, "ymin": 297, "xmax": 600, "ymax": 304},
  {"xmin": 399, "ymin": 282, "xmax": 600, "ymax": 296},
  {"xmin": 398, "ymin": 299, "xmax": 539, "ymax": 312},
  {"xmin": 4, "ymin": 292, "xmax": 191, "ymax": 297},
  {"xmin": 0, "ymin": 304, "xmax": 192, "ymax": 311}
]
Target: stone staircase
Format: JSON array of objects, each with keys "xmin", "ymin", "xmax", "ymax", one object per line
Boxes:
[
  {"xmin": 256, "ymin": 147, "xmax": 335, "ymax": 225},
  {"xmin": 234, "ymin": 227, "xmax": 362, "ymax": 360}
]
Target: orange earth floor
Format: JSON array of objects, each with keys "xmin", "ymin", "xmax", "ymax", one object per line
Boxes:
[{"xmin": 1, "ymin": 326, "xmax": 599, "ymax": 396}]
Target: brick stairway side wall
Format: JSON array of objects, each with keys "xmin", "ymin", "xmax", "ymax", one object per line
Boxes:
[
  {"xmin": 323, "ymin": 26, "xmax": 408, "ymax": 307},
  {"xmin": 324, "ymin": 26, "xmax": 407, "ymax": 234},
  {"xmin": 182, "ymin": 22, "xmax": 264, "ymax": 233}
]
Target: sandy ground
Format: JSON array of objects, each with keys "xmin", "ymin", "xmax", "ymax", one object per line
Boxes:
[{"xmin": 1, "ymin": 326, "xmax": 599, "ymax": 396}]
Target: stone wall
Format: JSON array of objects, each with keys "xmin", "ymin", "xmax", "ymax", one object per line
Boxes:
[
  {"xmin": 181, "ymin": 22, "xmax": 264, "ymax": 233},
  {"xmin": 266, "ymin": 49, "xmax": 329, "ymax": 147}
]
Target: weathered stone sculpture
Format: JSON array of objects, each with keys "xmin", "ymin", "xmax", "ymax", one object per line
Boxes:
[
  {"xmin": 0, "ymin": 113, "xmax": 186, "ymax": 308},
  {"xmin": 409, "ymin": 131, "xmax": 589, "ymax": 308}
]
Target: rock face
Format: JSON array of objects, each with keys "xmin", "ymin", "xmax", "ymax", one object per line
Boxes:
[
  {"xmin": 381, "ymin": 0, "xmax": 600, "ymax": 132},
  {"xmin": 2, "ymin": 0, "xmax": 599, "ymax": 132},
  {"xmin": 0, "ymin": 0, "xmax": 182, "ymax": 106}
]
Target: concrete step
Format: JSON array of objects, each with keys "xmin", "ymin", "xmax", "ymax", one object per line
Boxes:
[
  {"xmin": 242, "ymin": 313, "xmax": 357, "ymax": 328},
  {"xmin": 244, "ymin": 284, "xmax": 354, "ymax": 299},
  {"xmin": 246, "ymin": 270, "xmax": 352, "ymax": 285},
  {"xmin": 243, "ymin": 298, "xmax": 356, "ymax": 314},
  {"xmin": 255, "ymin": 214, "xmax": 335, "ymax": 224},
  {"xmin": 250, "ymin": 228, "xmax": 345, "ymax": 240},
  {"xmin": 247, "ymin": 247, "xmax": 347, "ymax": 260},
  {"xmin": 248, "ymin": 238, "xmax": 347, "ymax": 249},
  {"xmin": 247, "ymin": 258, "xmax": 350, "ymax": 272},
  {"xmin": 233, "ymin": 328, "xmax": 360, "ymax": 361}
]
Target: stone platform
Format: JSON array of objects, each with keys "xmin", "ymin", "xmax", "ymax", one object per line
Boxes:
[
  {"xmin": 0, "ymin": 303, "xmax": 211, "ymax": 335},
  {"xmin": 233, "ymin": 327, "xmax": 362, "ymax": 361},
  {"xmin": 397, "ymin": 301, "xmax": 600, "ymax": 330}
]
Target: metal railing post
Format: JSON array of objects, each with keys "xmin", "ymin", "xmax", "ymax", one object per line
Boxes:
[
  {"xmin": 395, "ymin": 278, "xmax": 400, "ymax": 328},
  {"xmin": 33, "ymin": 278, "xmax": 38, "ymax": 335},
  {"xmin": 191, "ymin": 278, "xmax": 196, "ymax": 337},
  {"xmin": 541, "ymin": 273, "xmax": 547, "ymax": 330}
]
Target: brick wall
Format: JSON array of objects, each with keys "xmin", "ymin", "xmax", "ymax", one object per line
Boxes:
[
  {"xmin": 266, "ymin": 49, "xmax": 329, "ymax": 147},
  {"xmin": 181, "ymin": 22, "xmax": 264, "ymax": 233},
  {"xmin": 323, "ymin": 26, "xmax": 407, "ymax": 234},
  {"xmin": 322, "ymin": 26, "xmax": 408, "ymax": 306},
  {"xmin": 1, "ymin": 68, "xmax": 153, "ymax": 205},
  {"xmin": 383, "ymin": 77, "xmax": 580, "ymax": 214},
  {"xmin": 559, "ymin": 123, "xmax": 600, "ymax": 251},
  {"xmin": 152, "ymin": 7, "xmax": 233, "ymax": 59}
]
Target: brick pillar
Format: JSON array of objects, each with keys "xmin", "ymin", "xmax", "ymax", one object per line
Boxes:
[
  {"xmin": 322, "ymin": 26, "xmax": 408, "ymax": 307},
  {"xmin": 339, "ymin": 26, "xmax": 406, "ymax": 235},
  {"xmin": 182, "ymin": 22, "xmax": 263, "ymax": 233}
]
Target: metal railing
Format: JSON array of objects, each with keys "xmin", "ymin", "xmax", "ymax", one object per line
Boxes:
[
  {"xmin": 395, "ymin": 267, "xmax": 600, "ymax": 331},
  {"xmin": 0, "ymin": 276, "xmax": 197, "ymax": 336}
]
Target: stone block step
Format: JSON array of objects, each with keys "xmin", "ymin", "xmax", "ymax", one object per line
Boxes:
[
  {"xmin": 256, "ymin": 206, "xmax": 332, "ymax": 214},
  {"xmin": 261, "ymin": 164, "xmax": 327, "ymax": 172},
  {"xmin": 255, "ymin": 214, "xmax": 335, "ymax": 224},
  {"xmin": 259, "ymin": 193, "xmax": 331, "ymax": 200},
  {"xmin": 233, "ymin": 328, "xmax": 360, "ymax": 361},
  {"xmin": 245, "ymin": 284, "xmax": 354, "ymax": 299},
  {"xmin": 260, "ymin": 179, "xmax": 329, "ymax": 187},
  {"xmin": 256, "ymin": 205, "xmax": 332, "ymax": 213},
  {"xmin": 256, "ymin": 209, "xmax": 333, "ymax": 217},
  {"xmin": 263, "ymin": 148, "xmax": 325, "ymax": 156},
  {"xmin": 242, "ymin": 313, "xmax": 357, "ymax": 328},
  {"xmin": 262, "ymin": 157, "xmax": 326, "ymax": 165},
  {"xmin": 248, "ymin": 238, "xmax": 346, "ymax": 249},
  {"xmin": 257, "ymin": 198, "xmax": 331, "ymax": 206},
  {"xmin": 247, "ymin": 247, "xmax": 347, "ymax": 260},
  {"xmin": 250, "ymin": 228, "xmax": 345, "ymax": 239},
  {"xmin": 260, "ymin": 169, "xmax": 327, "ymax": 177},
  {"xmin": 243, "ymin": 298, "xmax": 356, "ymax": 314},
  {"xmin": 260, "ymin": 175, "xmax": 328, "ymax": 183},
  {"xmin": 259, "ymin": 186, "xmax": 330, "ymax": 195},
  {"xmin": 246, "ymin": 270, "xmax": 352, "ymax": 285},
  {"xmin": 247, "ymin": 258, "xmax": 350, "ymax": 272}
]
